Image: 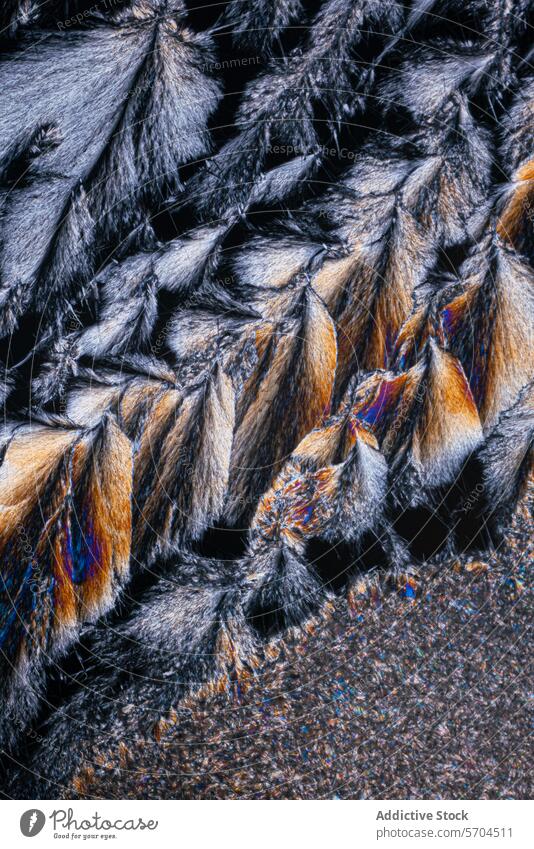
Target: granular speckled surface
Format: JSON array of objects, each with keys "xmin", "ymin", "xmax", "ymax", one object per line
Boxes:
[{"xmin": 53, "ymin": 490, "xmax": 532, "ymax": 800}]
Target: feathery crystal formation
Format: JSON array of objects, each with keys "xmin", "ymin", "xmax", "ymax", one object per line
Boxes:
[{"xmin": 0, "ymin": 0, "xmax": 532, "ymax": 787}]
